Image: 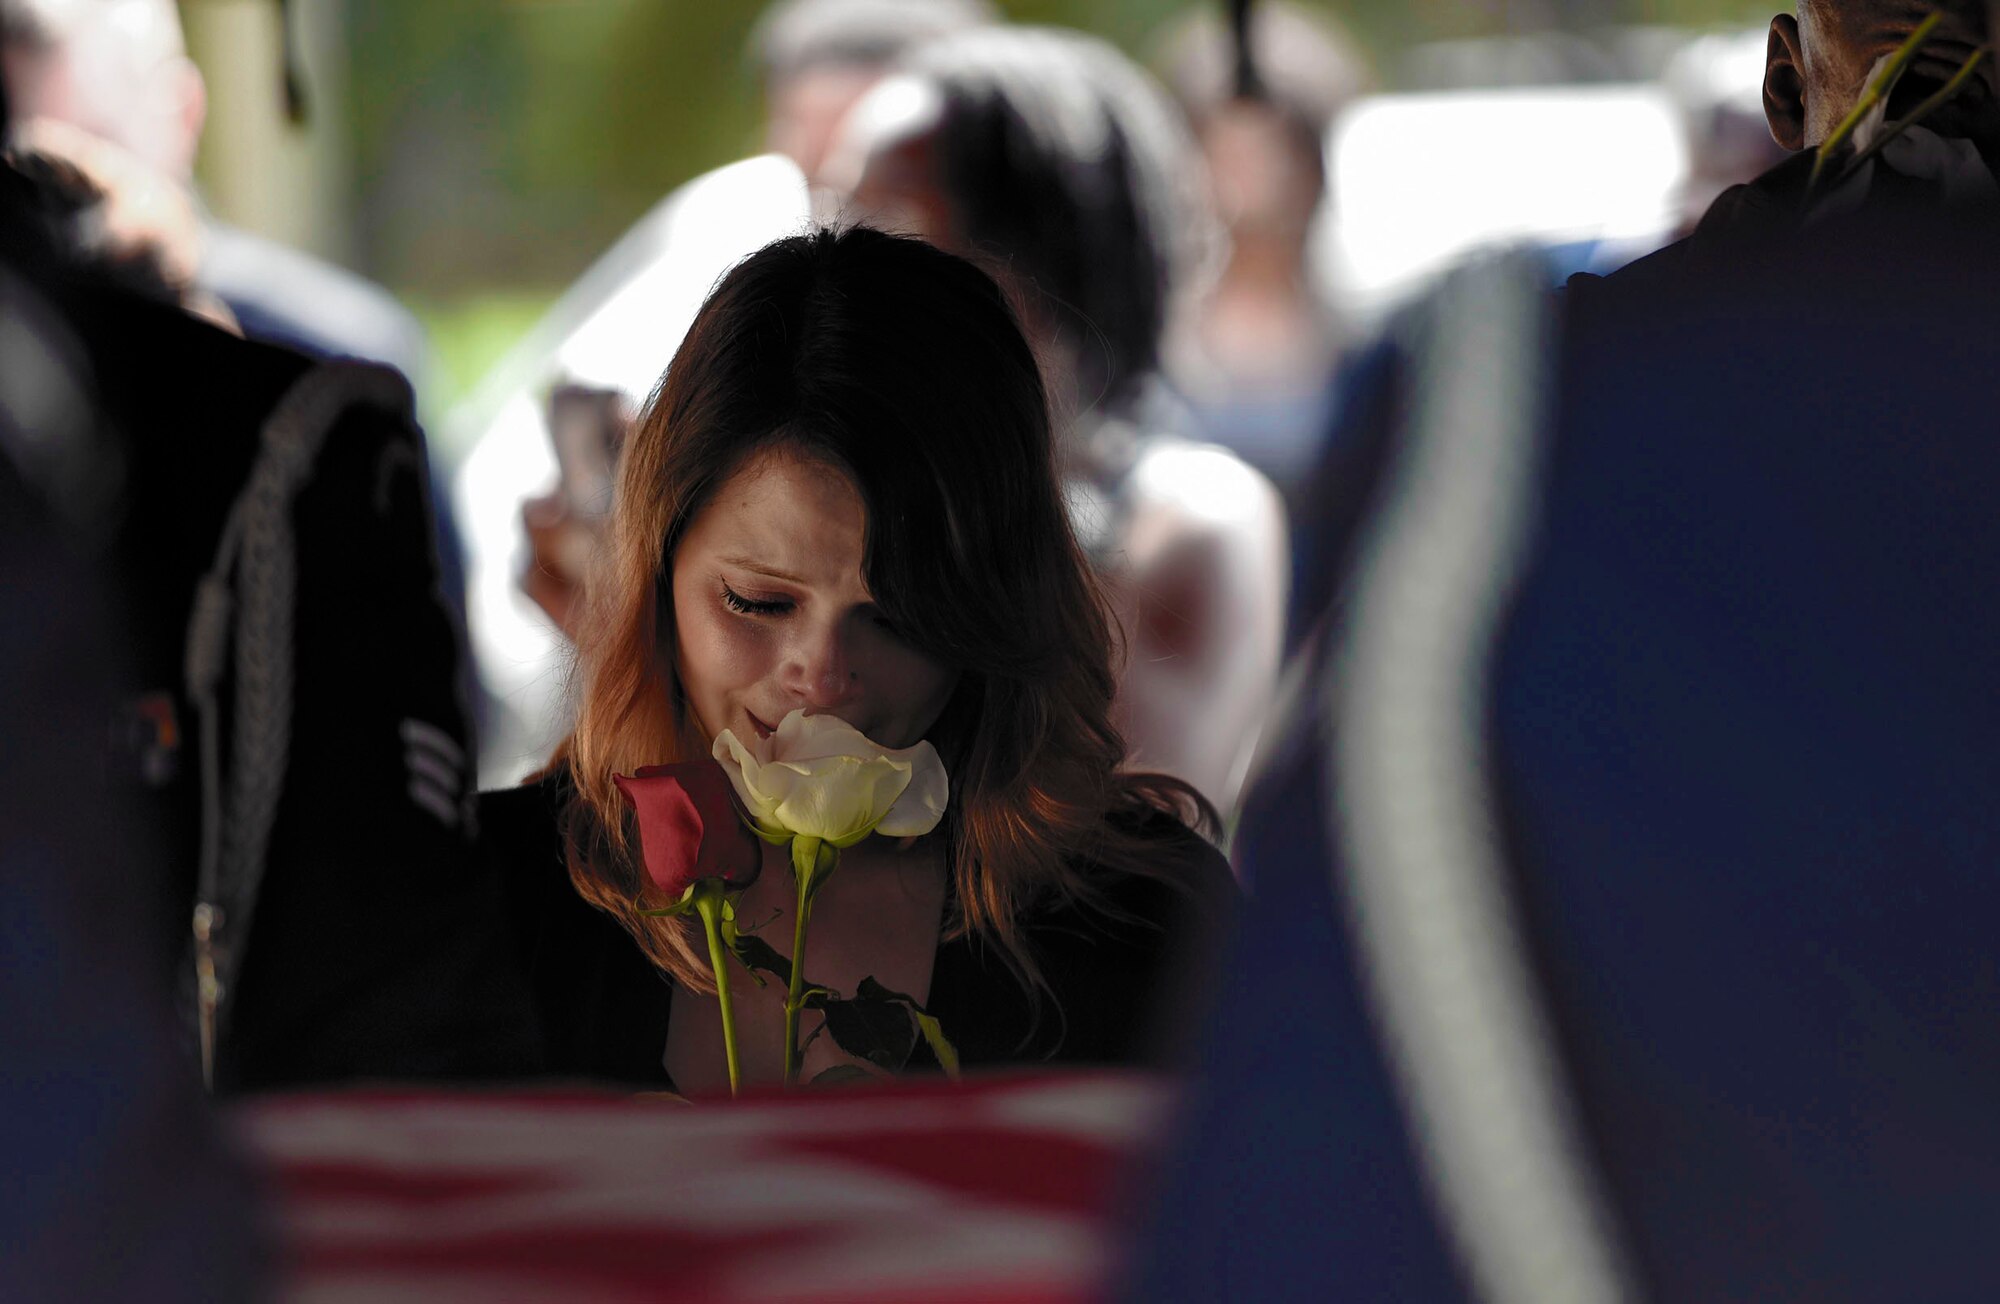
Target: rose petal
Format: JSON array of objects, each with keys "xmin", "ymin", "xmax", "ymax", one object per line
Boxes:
[
  {"xmin": 771, "ymin": 711, "xmax": 877, "ymax": 763},
  {"xmin": 875, "ymin": 739, "xmax": 948, "ymax": 837},
  {"xmin": 771, "ymin": 754, "xmax": 914, "ymax": 846},
  {"xmin": 717, "ymin": 710, "xmax": 948, "ymax": 844},
  {"xmin": 712, "ymin": 729, "xmax": 787, "ymax": 836},
  {"xmin": 614, "ymin": 771, "xmax": 703, "ymax": 896},
  {"xmin": 616, "ymin": 760, "xmax": 763, "ymax": 894}
]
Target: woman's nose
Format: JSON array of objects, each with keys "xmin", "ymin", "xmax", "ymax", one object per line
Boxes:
[{"xmin": 786, "ymin": 625, "xmax": 854, "ymax": 709}]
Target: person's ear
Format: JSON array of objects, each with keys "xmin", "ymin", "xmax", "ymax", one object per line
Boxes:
[{"xmin": 1763, "ymin": 14, "xmax": 1808, "ymax": 151}]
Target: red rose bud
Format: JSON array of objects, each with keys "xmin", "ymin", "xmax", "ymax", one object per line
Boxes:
[{"xmin": 614, "ymin": 760, "xmax": 763, "ymax": 898}]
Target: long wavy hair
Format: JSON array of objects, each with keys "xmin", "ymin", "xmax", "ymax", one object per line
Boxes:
[{"xmin": 552, "ymin": 225, "xmax": 1213, "ymax": 994}]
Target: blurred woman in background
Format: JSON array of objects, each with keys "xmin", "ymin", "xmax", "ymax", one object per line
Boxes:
[
  {"xmin": 827, "ymin": 26, "xmax": 1289, "ymax": 820},
  {"xmin": 1153, "ymin": 1, "xmax": 1371, "ymax": 514}
]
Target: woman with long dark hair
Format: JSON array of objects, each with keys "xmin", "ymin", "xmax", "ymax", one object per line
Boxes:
[{"xmin": 480, "ymin": 225, "xmax": 1231, "ymax": 1093}]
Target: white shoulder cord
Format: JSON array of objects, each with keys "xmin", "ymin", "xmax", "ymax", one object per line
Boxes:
[
  {"xmin": 183, "ymin": 361, "xmax": 415, "ymax": 1088},
  {"xmin": 1329, "ymin": 255, "xmax": 1639, "ymax": 1304}
]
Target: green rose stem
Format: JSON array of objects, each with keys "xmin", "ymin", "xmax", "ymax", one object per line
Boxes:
[
  {"xmin": 782, "ymin": 834, "xmax": 837, "ymax": 1085},
  {"xmin": 1809, "ymin": 11, "xmax": 1942, "ymax": 192},
  {"xmin": 689, "ymin": 882, "xmax": 741, "ymax": 1097},
  {"xmin": 1832, "ymin": 48, "xmax": 1988, "ymax": 188}
]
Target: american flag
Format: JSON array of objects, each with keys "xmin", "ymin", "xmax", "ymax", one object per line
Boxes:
[{"xmin": 235, "ymin": 1071, "xmax": 1171, "ymax": 1303}]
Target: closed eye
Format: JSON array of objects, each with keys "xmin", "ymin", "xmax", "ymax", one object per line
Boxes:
[{"xmin": 721, "ymin": 583, "xmax": 793, "ymax": 617}]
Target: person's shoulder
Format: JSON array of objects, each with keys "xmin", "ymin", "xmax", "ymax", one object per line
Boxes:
[
  {"xmin": 1126, "ymin": 434, "xmax": 1282, "ymax": 533},
  {"xmin": 65, "ymin": 280, "xmax": 317, "ymax": 499},
  {"xmin": 1118, "ymin": 434, "xmax": 1287, "ymax": 615},
  {"xmin": 1104, "ymin": 796, "xmax": 1224, "ymax": 856},
  {"xmin": 479, "ymin": 765, "xmax": 569, "ymax": 825},
  {"xmin": 1568, "ymin": 150, "xmax": 1815, "ymax": 302},
  {"xmin": 1687, "ymin": 149, "xmax": 1814, "ymax": 241},
  {"xmin": 1014, "ymin": 797, "xmax": 1236, "ymax": 1065},
  {"xmin": 1087, "ymin": 798, "xmax": 1237, "ymax": 917},
  {"xmin": 1564, "ymin": 230, "xmax": 1690, "ymax": 300},
  {"xmin": 476, "ymin": 768, "xmax": 573, "ymax": 883},
  {"xmin": 72, "ymin": 275, "xmax": 310, "ymax": 392}
]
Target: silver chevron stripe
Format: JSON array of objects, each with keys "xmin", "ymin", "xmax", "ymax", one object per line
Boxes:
[
  {"xmin": 1330, "ymin": 254, "xmax": 1637, "ymax": 1304},
  {"xmin": 400, "ymin": 717, "xmax": 466, "ymax": 770}
]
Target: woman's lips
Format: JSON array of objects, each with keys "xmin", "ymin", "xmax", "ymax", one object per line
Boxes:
[{"xmin": 747, "ymin": 711, "xmax": 776, "ymax": 740}]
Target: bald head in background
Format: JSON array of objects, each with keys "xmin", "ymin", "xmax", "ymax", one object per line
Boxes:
[
  {"xmin": 1, "ymin": 0, "xmax": 204, "ymax": 178},
  {"xmin": 750, "ymin": 0, "xmax": 992, "ymax": 184},
  {"xmin": 1763, "ymin": 0, "xmax": 1996, "ymax": 149}
]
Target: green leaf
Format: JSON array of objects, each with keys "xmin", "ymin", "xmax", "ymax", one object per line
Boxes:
[
  {"xmin": 911, "ymin": 1007, "xmax": 960, "ymax": 1079},
  {"xmin": 853, "ymin": 977, "xmax": 960, "ymax": 1079},
  {"xmin": 809, "ymin": 1064, "xmax": 878, "ymax": 1088},
  {"xmin": 853, "ymin": 976, "xmax": 902, "ymax": 1002},
  {"xmin": 818, "ymin": 994, "xmax": 919, "ymax": 1072},
  {"xmin": 722, "ymin": 927, "xmax": 790, "ymax": 988}
]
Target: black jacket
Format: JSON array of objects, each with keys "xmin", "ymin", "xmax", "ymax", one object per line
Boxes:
[
  {"xmin": 478, "ymin": 773, "xmax": 1236, "ymax": 1087},
  {"xmin": 66, "ymin": 283, "xmax": 535, "ymax": 1091}
]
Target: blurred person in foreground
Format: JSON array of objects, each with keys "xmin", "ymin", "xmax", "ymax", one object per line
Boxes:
[
  {"xmin": 0, "ymin": 52, "xmax": 536, "ymax": 1090},
  {"xmin": 0, "ymin": 104, "xmax": 263, "ymax": 1300},
  {"xmin": 0, "ymin": 74, "xmax": 266, "ymax": 1304},
  {"xmin": 1127, "ymin": 33, "xmax": 2000, "ymax": 1304},
  {"xmin": 1151, "ymin": 1, "xmax": 1370, "ymax": 514},
  {"xmin": 829, "ymin": 25, "xmax": 1289, "ymax": 818},
  {"xmin": 1286, "ymin": 0, "xmax": 1996, "ymax": 638},
  {"xmin": 62, "ymin": 280, "xmax": 533, "ymax": 1094}
]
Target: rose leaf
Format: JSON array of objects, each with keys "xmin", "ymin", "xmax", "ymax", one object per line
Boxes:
[
  {"xmin": 854, "ymin": 976, "xmax": 960, "ymax": 1078},
  {"xmin": 818, "ymin": 994, "xmax": 919, "ymax": 1072}
]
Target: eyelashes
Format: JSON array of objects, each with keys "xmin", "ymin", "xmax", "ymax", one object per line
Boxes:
[
  {"xmin": 718, "ymin": 580, "xmax": 900, "ymax": 637},
  {"xmin": 720, "ymin": 582, "xmax": 793, "ymax": 617}
]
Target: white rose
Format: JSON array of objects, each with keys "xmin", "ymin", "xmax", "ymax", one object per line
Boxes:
[{"xmin": 711, "ymin": 710, "xmax": 949, "ymax": 848}]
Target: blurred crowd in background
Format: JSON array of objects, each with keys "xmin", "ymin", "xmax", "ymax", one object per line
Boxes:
[{"xmin": 0, "ymin": 0, "xmax": 1802, "ymax": 800}]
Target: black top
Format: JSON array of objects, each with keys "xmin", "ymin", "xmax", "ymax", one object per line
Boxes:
[{"xmin": 477, "ymin": 774, "xmax": 1236, "ymax": 1088}]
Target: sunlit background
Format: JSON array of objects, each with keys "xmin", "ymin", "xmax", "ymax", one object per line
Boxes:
[
  {"xmin": 185, "ymin": 0, "xmax": 1776, "ymax": 434},
  {"xmin": 169, "ymin": 0, "xmax": 1798, "ymax": 783}
]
